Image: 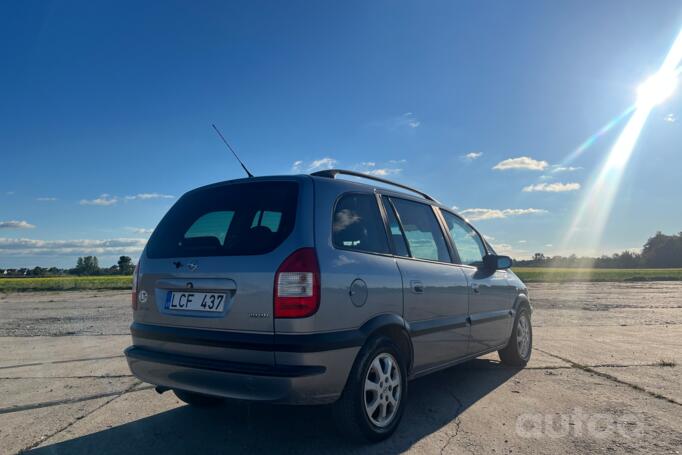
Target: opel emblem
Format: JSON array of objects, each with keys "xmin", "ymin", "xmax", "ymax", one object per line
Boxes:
[{"xmin": 186, "ymin": 282, "xmax": 194, "ymax": 289}]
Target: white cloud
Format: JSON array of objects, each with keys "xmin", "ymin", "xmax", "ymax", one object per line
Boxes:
[
  {"xmin": 365, "ymin": 168, "xmax": 401, "ymax": 177},
  {"xmin": 493, "ymin": 156, "xmax": 548, "ymax": 171},
  {"xmin": 491, "ymin": 243, "xmax": 523, "ymax": 256},
  {"xmin": 485, "ymin": 238, "xmax": 529, "ymax": 258},
  {"xmin": 36, "ymin": 197, "xmax": 57, "ymax": 201},
  {"xmin": 124, "ymin": 193, "xmax": 174, "ymax": 201},
  {"xmin": 398, "ymin": 112, "xmax": 421, "ymax": 128},
  {"xmin": 523, "ymin": 182, "xmax": 581, "ymax": 192},
  {"xmin": 80, "ymin": 194, "xmax": 118, "ymax": 206},
  {"xmin": 0, "ymin": 220, "xmax": 36, "ymax": 229},
  {"xmin": 80, "ymin": 193, "xmax": 174, "ymax": 205},
  {"xmin": 388, "ymin": 159, "xmax": 407, "ymax": 164},
  {"xmin": 463, "ymin": 152, "xmax": 483, "ymax": 161},
  {"xmin": 353, "ymin": 159, "xmax": 405, "ymax": 178},
  {"xmin": 5, "ymin": 191, "xmax": 15, "ymax": 195},
  {"xmin": 545, "ymin": 243, "xmax": 553, "ymax": 247},
  {"xmin": 125, "ymin": 227, "xmax": 153, "ymax": 235},
  {"xmin": 458, "ymin": 208, "xmax": 548, "ymax": 221},
  {"xmin": 551, "ymin": 165, "xmax": 582, "ymax": 173},
  {"xmin": 665, "ymin": 113, "xmax": 676, "ymax": 123},
  {"xmin": 518, "ymin": 240, "xmax": 527, "ymax": 244},
  {"xmin": 310, "ymin": 158, "xmax": 337, "ymax": 170},
  {"xmin": 292, "ymin": 157, "xmax": 337, "ymax": 173},
  {"xmin": 380, "ymin": 113, "xmax": 420, "ymax": 130},
  {"xmin": 0, "ymin": 237, "xmax": 147, "ymax": 256}
]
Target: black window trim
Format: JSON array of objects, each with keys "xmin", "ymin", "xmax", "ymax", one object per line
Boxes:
[
  {"xmin": 378, "ymin": 194, "xmax": 413, "ymax": 258},
  {"xmin": 436, "ymin": 208, "xmax": 491, "ymax": 268},
  {"xmin": 432, "ymin": 206, "xmax": 462, "ymax": 264}
]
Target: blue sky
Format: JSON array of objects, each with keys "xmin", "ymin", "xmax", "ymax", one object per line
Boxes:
[{"xmin": 2, "ymin": 0, "xmax": 682, "ymax": 268}]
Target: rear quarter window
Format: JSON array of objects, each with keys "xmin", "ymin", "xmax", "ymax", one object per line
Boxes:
[
  {"xmin": 146, "ymin": 181, "xmax": 298, "ymax": 258},
  {"xmin": 332, "ymin": 193, "xmax": 390, "ymax": 255}
]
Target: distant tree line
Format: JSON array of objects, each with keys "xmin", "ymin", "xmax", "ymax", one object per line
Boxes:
[
  {"xmin": 1, "ymin": 256, "xmax": 135, "ymax": 277},
  {"xmin": 514, "ymin": 231, "xmax": 682, "ymax": 268}
]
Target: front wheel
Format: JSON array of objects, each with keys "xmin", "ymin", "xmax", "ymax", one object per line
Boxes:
[
  {"xmin": 498, "ymin": 307, "xmax": 532, "ymax": 366},
  {"xmin": 333, "ymin": 336, "xmax": 407, "ymax": 442}
]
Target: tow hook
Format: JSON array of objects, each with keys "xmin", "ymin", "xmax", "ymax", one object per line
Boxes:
[{"xmin": 155, "ymin": 385, "xmax": 170, "ymax": 394}]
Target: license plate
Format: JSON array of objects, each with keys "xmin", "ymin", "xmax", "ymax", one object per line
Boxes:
[{"xmin": 165, "ymin": 291, "xmax": 226, "ymax": 312}]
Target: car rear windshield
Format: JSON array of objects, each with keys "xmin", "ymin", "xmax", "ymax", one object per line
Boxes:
[{"xmin": 146, "ymin": 181, "xmax": 298, "ymax": 258}]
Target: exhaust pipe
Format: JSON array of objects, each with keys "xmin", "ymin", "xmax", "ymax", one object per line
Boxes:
[{"xmin": 155, "ymin": 385, "xmax": 170, "ymax": 394}]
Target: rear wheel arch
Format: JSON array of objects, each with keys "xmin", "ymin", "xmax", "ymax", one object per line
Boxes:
[{"xmin": 358, "ymin": 315, "xmax": 413, "ymax": 375}]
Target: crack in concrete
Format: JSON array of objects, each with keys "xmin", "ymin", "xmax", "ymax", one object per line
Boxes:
[
  {"xmin": 1, "ymin": 384, "xmax": 153, "ymax": 415},
  {"xmin": 439, "ymin": 388, "xmax": 464, "ymax": 455},
  {"xmin": 0, "ymin": 374, "xmax": 135, "ymax": 380},
  {"xmin": 0, "ymin": 354, "xmax": 124, "ymax": 370},
  {"xmin": 0, "ymin": 333, "xmax": 130, "ymax": 338},
  {"xmin": 19, "ymin": 380, "xmax": 144, "ymax": 453},
  {"xmin": 535, "ymin": 348, "xmax": 681, "ymax": 406}
]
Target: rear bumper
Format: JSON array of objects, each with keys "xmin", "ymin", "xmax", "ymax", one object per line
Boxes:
[{"xmin": 125, "ymin": 323, "xmax": 361, "ymax": 404}]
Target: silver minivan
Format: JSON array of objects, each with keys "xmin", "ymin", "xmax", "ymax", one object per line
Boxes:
[{"xmin": 125, "ymin": 170, "xmax": 532, "ymax": 442}]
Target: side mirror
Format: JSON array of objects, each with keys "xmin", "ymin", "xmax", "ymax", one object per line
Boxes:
[{"xmin": 482, "ymin": 254, "xmax": 512, "ymax": 270}]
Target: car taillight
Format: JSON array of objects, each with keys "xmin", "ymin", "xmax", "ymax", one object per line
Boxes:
[
  {"xmin": 274, "ymin": 248, "xmax": 320, "ymax": 318},
  {"xmin": 131, "ymin": 262, "xmax": 140, "ymax": 310}
]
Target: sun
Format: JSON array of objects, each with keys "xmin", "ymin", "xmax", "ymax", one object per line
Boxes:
[{"xmin": 636, "ymin": 69, "xmax": 678, "ymax": 108}]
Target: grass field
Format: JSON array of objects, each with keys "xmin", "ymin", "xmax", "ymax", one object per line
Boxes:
[
  {"xmin": 1, "ymin": 268, "xmax": 682, "ymax": 292},
  {"xmin": 512, "ymin": 267, "xmax": 682, "ymax": 283},
  {"xmin": 0, "ymin": 275, "xmax": 132, "ymax": 293}
]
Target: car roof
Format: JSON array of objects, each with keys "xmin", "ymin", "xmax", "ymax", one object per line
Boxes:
[{"xmin": 185, "ymin": 172, "xmax": 458, "ymax": 215}]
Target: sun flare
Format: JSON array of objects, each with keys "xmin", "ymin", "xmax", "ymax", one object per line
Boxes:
[
  {"xmin": 561, "ymin": 29, "xmax": 682, "ymax": 257},
  {"xmin": 637, "ymin": 70, "xmax": 678, "ymax": 108}
]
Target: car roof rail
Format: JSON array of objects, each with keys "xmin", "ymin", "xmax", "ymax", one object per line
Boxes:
[{"xmin": 310, "ymin": 169, "xmax": 437, "ymax": 202}]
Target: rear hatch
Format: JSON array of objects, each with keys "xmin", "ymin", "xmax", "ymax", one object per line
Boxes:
[{"xmin": 133, "ymin": 178, "xmax": 312, "ymax": 364}]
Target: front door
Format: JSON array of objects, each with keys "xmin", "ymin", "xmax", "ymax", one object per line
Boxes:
[
  {"xmin": 382, "ymin": 196, "xmax": 471, "ymax": 372},
  {"xmin": 439, "ymin": 210, "xmax": 516, "ymax": 353}
]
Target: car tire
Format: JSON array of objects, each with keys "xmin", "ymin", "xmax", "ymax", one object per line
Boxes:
[
  {"xmin": 333, "ymin": 336, "xmax": 407, "ymax": 443},
  {"xmin": 173, "ymin": 389, "xmax": 224, "ymax": 407},
  {"xmin": 498, "ymin": 306, "xmax": 533, "ymax": 366}
]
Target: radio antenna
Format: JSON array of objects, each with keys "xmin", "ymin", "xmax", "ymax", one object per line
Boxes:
[{"xmin": 211, "ymin": 124, "xmax": 254, "ymax": 178}]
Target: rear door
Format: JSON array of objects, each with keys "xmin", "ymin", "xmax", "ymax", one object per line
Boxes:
[
  {"xmin": 133, "ymin": 178, "xmax": 313, "ymax": 365},
  {"xmin": 384, "ymin": 196, "xmax": 470, "ymax": 372},
  {"xmin": 439, "ymin": 210, "xmax": 516, "ymax": 353}
]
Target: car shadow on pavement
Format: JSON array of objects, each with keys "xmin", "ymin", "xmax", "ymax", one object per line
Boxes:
[{"xmin": 32, "ymin": 358, "xmax": 521, "ymax": 454}]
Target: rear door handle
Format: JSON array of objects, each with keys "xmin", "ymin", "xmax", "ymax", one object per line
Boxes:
[
  {"xmin": 471, "ymin": 283, "xmax": 480, "ymax": 294},
  {"xmin": 410, "ymin": 280, "xmax": 424, "ymax": 294}
]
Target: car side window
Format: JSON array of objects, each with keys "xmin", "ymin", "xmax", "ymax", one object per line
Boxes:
[
  {"xmin": 381, "ymin": 196, "xmax": 410, "ymax": 257},
  {"xmin": 441, "ymin": 211, "xmax": 487, "ymax": 266},
  {"xmin": 332, "ymin": 193, "xmax": 390, "ymax": 254},
  {"xmin": 390, "ymin": 198, "xmax": 451, "ymax": 262}
]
